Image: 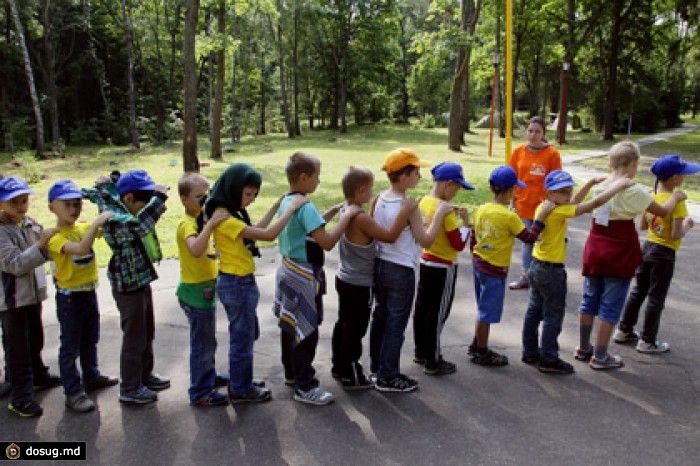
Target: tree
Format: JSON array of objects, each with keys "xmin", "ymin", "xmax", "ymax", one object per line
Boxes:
[
  {"xmin": 210, "ymin": 0, "xmax": 226, "ymax": 159},
  {"xmin": 183, "ymin": 0, "xmax": 200, "ymax": 172},
  {"xmin": 121, "ymin": 0, "xmax": 140, "ymax": 150}
]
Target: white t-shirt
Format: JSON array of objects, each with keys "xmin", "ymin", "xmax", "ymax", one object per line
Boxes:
[{"xmin": 374, "ymin": 193, "xmax": 419, "ymax": 268}]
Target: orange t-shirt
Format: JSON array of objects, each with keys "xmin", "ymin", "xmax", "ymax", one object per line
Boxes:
[{"xmin": 509, "ymin": 143, "xmax": 562, "ymax": 219}]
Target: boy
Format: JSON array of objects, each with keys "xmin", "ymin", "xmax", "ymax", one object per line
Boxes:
[
  {"xmin": 413, "ymin": 162, "xmax": 473, "ymax": 376},
  {"xmin": 521, "ymin": 171, "xmax": 632, "ymax": 374},
  {"xmin": 469, "ymin": 166, "xmax": 554, "ymax": 367},
  {"xmin": 274, "ymin": 152, "xmax": 361, "ymax": 405},
  {"xmin": 576, "ymin": 142, "xmax": 685, "ymax": 370},
  {"xmin": 0, "ymin": 176, "xmax": 61, "ymax": 417},
  {"xmin": 331, "ymin": 166, "xmax": 417, "ymax": 389},
  {"xmin": 47, "ymin": 180, "xmax": 119, "ymax": 413},
  {"xmin": 176, "ymin": 173, "xmax": 231, "ymax": 407},
  {"xmin": 370, "ymin": 148, "xmax": 451, "ymax": 393},
  {"xmin": 83, "ymin": 170, "xmax": 171, "ymax": 403},
  {"xmin": 614, "ymin": 155, "xmax": 698, "ymax": 354}
]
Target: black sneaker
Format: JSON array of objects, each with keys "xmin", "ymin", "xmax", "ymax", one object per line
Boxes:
[
  {"xmin": 467, "ymin": 342, "xmax": 477, "ymax": 356},
  {"xmin": 0, "ymin": 382, "xmax": 10, "ymax": 398},
  {"xmin": 375, "ymin": 374, "xmax": 418, "ymax": 393},
  {"xmin": 33, "ymin": 374, "xmax": 62, "ymax": 391},
  {"xmin": 119, "ymin": 387, "xmax": 158, "ymax": 404},
  {"xmin": 144, "ymin": 373, "xmax": 170, "ymax": 392},
  {"xmin": 341, "ymin": 362, "xmax": 373, "ymax": 390},
  {"xmin": 424, "ymin": 359, "xmax": 457, "ymax": 376},
  {"xmin": 538, "ymin": 358, "xmax": 575, "ymax": 374},
  {"xmin": 471, "ymin": 350, "xmax": 509, "ymax": 367},
  {"xmin": 191, "ymin": 390, "xmax": 229, "ymax": 407},
  {"xmin": 214, "ymin": 375, "xmax": 229, "ymax": 388},
  {"xmin": 228, "ymin": 386, "xmax": 272, "ymax": 404},
  {"xmin": 84, "ymin": 375, "xmax": 119, "ymax": 391},
  {"xmin": 8, "ymin": 400, "xmax": 43, "ymax": 417},
  {"xmin": 521, "ymin": 354, "xmax": 540, "ymax": 365}
]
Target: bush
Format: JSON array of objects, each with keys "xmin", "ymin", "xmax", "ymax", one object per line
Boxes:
[{"xmin": 70, "ymin": 119, "xmax": 102, "ymax": 145}]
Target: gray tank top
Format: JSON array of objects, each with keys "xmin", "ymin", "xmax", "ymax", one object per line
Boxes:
[{"xmin": 336, "ymin": 235, "xmax": 377, "ymax": 287}]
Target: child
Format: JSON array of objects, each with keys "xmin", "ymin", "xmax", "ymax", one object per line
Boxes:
[
  {"xmin": 370, "ymin": 148, "xmax": 451, "ymax": 393},
  {"xmin": 205, "ymin": 163, "xmax": 309, "ymax": 404},
  {"xmin": 521, "ymin": 171, "xmax": 632, "ymax": 374},
  {"xmin": 575, "ymin": 142, "xmax": 685, "ymax": 370},
  {"xmin": 508, "ymin": 116, "xmax": 562, "ymax": 290},
  {"xmin": 273, "ymin": 152, "xmax": 361, "ymax": 406},
  {"xmin": 0, "ymin": 176, "xmax": 61, "ymax": 417},
  {"xmin": 83, "ymin": 170, "xmax": 171, "ymax": 403},
  {"xmin": 176, "ymin": 173, "xmax": 232, "ymax": 407},
  {"xmin": 469, "ymin": 166, "xmax": 554, "ymax": 367},
  {"xmin": 614, "ymin": 155, "xmax": 698, "ymax": 354},
  {"xmin": 331, "ymin": 166, "xmax": 417, "ymax": 390},
  {"xmin": 47, "ymin": 180, "xmax": 119, "ymax": 413},
  {"xmin": 413, "ymin": 162, "xmax": 473, "ymax": 376}
]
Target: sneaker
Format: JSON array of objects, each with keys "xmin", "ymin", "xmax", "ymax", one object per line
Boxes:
[
  {"xmin": 341, "ymin": 362, "xmax": 373, "ymax": 390},
  {"xmin": 471, "ymin": 350, "xmax": 509, "ymax": 367},
  {"xmin": 214, "ymin": 374, "xmax": 229, "ymax": 388},
  {"xmin": 66, "ymin": 392, "xmax": 96, "ymax": 413},
  {"xmin": 467, "ymin": 343, "xmax": 477, "ymax": 356},
  {"xmin": 521, "ymin": 354, "xmax": 540, "ymax": 365},
  {"xmin": 368, "ymin": 373, "xmax": 378, "ymax": 385},
  {"xmin": 330, "ymin": 368, "xmax": 342, "ymax": 380},
  {"xmin": 375, "ymin": 374, "xmax": 418, "ymax": 393},
  {"xmin": 0, "ymin": 382, "xmax": 10, "ymax": 398},
  {"xmin": 573, "ymin": 347, "xmax": 593, "ymax": 362},
  {"xmin": 144, "ymin": 373, "xmax": 170, "ymax": 392},
  {"xmin": 119, "ymin": 386, "xmax": 158, "ymax": 404},
  {"xmin": 33, "ymin": 373, "xmax": 62, "ymax": 391},
  {"xmin": 613, "ymin": 329, "xmax": 640, "ymax": 344},
  {"xmin": 508, "ymin": 275, "xmax": 529, "ymax": 290},
  {"xmin": 84, "ymin": 375, "xmax": 119, "ymax": 391},
  {"xmin": 636, "ymin": 340, "xmax": 670, "ymax": 354},
  {"xmin": 589, "ymin": 354, "xmax": 624, "ymax": 370},
  {"xmin": 538, "ymin": 358, "xmax": 575, "ymax": 374},
  {"xmin": 192, "ymin": 391, "xmax": 229, "ymax": 407},
  {"xmin": 228, "ymin": 386, "xmax": 272, "ymax": 404},
  {"xmin": 284, "ymin": 378, "xmax": 296, "ymax": 387},
  {"xmin": 424, "ymin": 359, "xmax": 457, "ymax": 376},
  {"xmin": 293, "ymin": 386, "xmax": 334, "ymax": 405},
  {"xmin": 413, "ymin": 356, "xmax": 427, "ymax": 365},
  {"xmin": 8, "ymin": 400, "xmax": 43, "ymax": 417}
]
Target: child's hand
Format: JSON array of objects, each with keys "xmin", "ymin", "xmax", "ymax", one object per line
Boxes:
[
  {"xmin": 208, "ymin": 209, "xmax": 231, "ymax": 227},
  {"xmin": 683, "ymin": 217, "xmax": 695, "ymax": 230},
  {"xmin": 343, "ymin": 204, "xmax": 363, "ymax": 219},
  {"xmin": 611, "ymin": 177, "xmax": 635, "ymax": 191},
  {"xmin": 672, "ymin": 190, "xmax": 687, "ymax": 202},
  {"xmin": 38, "ymin": 228, "xmax": 58, "ymax": 248},
  {"xmin": 288, "ymin": 194, "xmax": 310, "ymax": 211},
  {"xmin": 95, "ymin": 175, "xmax": 111, "ymax": 186},
  {"xmin": 155, "ymin": 184, "xmax": 170, "ymax": 195},
  {"xmin": 539, "ymin": 199, "xmax": 557, "ymax": 216},
  {"xmin": 587, "ymin": 177, "xmax": 607, "ymax": 186},
  {"xmin": 435, "ymin": 201, "xmax": 453, "ymax": 220},
  {"xmin": 399, "ymin": 197, "xmax": 418, "ymax": 213},
  {"xmin": 455, "ymin": 206, "xmax": 469, "ymax": 224},
  {"xmin": 94, "ymin": 211, "xmax": 115, "ymax": 226}
]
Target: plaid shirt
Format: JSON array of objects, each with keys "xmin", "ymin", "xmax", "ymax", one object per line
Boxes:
[{"xmin": 83, "ymin": 183, "xmax": 167, "ymax": 293}]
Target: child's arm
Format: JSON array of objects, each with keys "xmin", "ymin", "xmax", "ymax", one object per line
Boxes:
[
  {"xmin": 646, "ymin": 190, "xmax": 687, "ymax": 218},
  {"xmin": 61, "ymin": 212, "xmax": 115, "ymax": 256},
  {"xmin": 671, "ymin": 217, "xmax": 694, "ymax": 241},
  {"xmin": 640, "ymin": 214, "xmax": 649, "ymax": 231},
  {"xmin": 104, "ymin": 186, "xmax": 169, "ymax": 240},
  {"xmin": 241, "ymin": 195, "xmax": 310, "ymax": 242},
  {"xmin": 574, "ymin": 178, "xmax": 635, "ymax": 216},
  {"xmin": 571, "ymin": 177, "xmax": 606, "ymax": 205},
  {"xmin": 516, "ymin": 200, "xmax": 555, "ymax": 244},
  {"xmin": 309, "ymin": 204, "xmax": 363, "ymax": 250},
  {"xmin": 355, "ymin": 198, "xmax": 417, "ymax": 243},
  {"xmin": 186, "ymin": 209, "xmax": 230, "ymax": 258},
  {"xmin": 0, "ymin": 227, "xmax": 57, "ymax": 275},
  {"xmin": 321, "ymin": 202, "xmax": 344, "ymax": 222},
  {"xmin": 253, "ymin": 195, "xmax": 283, "ymax": 229},
  {"xmin": 410, "ymin": 201, "xmax": 452, "ymax": 248}
]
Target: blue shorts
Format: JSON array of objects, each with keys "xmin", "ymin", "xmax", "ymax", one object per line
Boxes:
[
  {"xmin": 473, "ymin": 268, "xmax": 506, "ymax": 324},
  {"xmin": 578, "ymin": 276, "xmax": 632, "ymax": 324}
]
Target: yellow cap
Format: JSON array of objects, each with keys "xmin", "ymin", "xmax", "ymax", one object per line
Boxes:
[{"xmin": 382, "ymin": 148, "xmax": 431, "ymax": 173}]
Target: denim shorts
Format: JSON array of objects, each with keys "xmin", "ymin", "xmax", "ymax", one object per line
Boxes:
[
  {"xmin": 578, "ymin": 275, "xmax": 632, "ymax": 324},
  {"xmin": 473, "ymin": 268, "xmax": 506, "ymax": 324}
]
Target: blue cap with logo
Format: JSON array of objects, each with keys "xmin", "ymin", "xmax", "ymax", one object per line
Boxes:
[
  {"xmin": 545, "ymin": 170, "xmax": 578, "ymax": 191},
  {"xmin": 650, "ymin": 154, "xmax": 700, "ymax": 180},
  {"xmin": 489, "ymin": 166, "xmax": 526, "ymax": 190},
  {"xmin": 115, "ymin": 170, "xmax": 156, "ymax": 195},
  {"xmin": 0, "ymin": 176, "xmax": 33, "ymax": 201},
  {"xmin": 49, "ymin": 180, "xmax": 84, "ymax": 202},
  {"xmin": 432, "ymin": 162, "xmax": 475, "ymax": 190}
]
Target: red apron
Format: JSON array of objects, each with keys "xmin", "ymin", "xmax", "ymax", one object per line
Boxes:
[{"xmin": 582, "ymin": 219, "xmax": 642, "ymax": 278}]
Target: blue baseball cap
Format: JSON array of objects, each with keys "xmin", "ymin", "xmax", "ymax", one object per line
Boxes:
[
  {"xmin": 650, "ymin": 154, "xmax": 700, "ymax": 180},
  {"xmin": 49, "ymin": 180, "xmax": 84, "ymax": 202},
  {"xmin": 0, "ymin": 176, "xmax": 33, "ymax": 201},
  {"xmin": 545, "ymin": 170, "xmax": 578, "ymax": 191},
  {"xmin": 116, "ymin": 170, "xmax": 156, "ymax": 195},
  {"xmin": 432, "ymin": 162, "xmax": 475, "ymax": 190},
  {"xmin": 489, "ymin": 166, "xmax": 526, "ymax": 190}
]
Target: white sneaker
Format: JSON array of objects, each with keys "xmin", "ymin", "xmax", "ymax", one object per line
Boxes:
[
  {"xmin": 636, "ymin": 340, "xmax": 670, "ymax": 354},
  {"xmin": 590, "ymin": 353, "xmax": 624, "ymax": 370},
  {"xmin": 293, "ymin": 386, "xmax": 334, "ymax": 406},
  {"xmin": 613, "ymin": 329, "xmax": 639, "ymax": 344}
]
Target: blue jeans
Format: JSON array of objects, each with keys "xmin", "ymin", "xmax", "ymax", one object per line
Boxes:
[
  {"xmin": 521, "ymin": 218, "xmax": 534, "ymax": 272},
  {"xmin": 179, "ymin": 299, "xmax": 217, "ymax": 403},
  {"xmin": 522, "ymin": 260, "xmax": 567, "ymax": 360},
  {"xmin": 370, "ymin": 259, "xmax": 415, "ymax": 380},
  {"xmin": 217, "ymin": 273, "xmax": 260, "ymax": 396},
  {"xmin": 56, "ymin": 291, "xmax": 101, "ymax": 396},
  {"xmin": 578, "ymin": 276, "xmax": 632, "ymax": 324}
]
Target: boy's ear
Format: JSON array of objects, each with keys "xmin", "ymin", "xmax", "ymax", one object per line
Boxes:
[
  {"xmin": 123, "ymin": 193, "xmax": 134, "ymax": 205},
  {"xmin": 48, "ymin": 203, "xmax": 55, "ymax": 213}
]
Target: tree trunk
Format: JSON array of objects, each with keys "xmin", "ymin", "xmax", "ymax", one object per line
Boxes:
[
  {"xmin": 84, "ymin": 0, "xmax": 113, "ymax": 142},
  {"xmin": 211, "ymin": 0, "xmax": 225, "ymax": 160},
  {"xmin": 259, "ymin": 51, "xmax": 266, "ymax": 135},
  {"xmin": 183, "ymin": 0, "xmax": 200, "ymax": 172},
  {"xmin": 292, "ymin": 5, "xmax": 301, "ymax": 136},
  {"xmin": 397, "ymin": 12, "xmax": 410, "ymax": 123},
  {"xmin": 9, "ymin": 0, "xmax": 44, "ymax": 158},
  {"xmin": 274, "ymin": 13, "xmax": 293, "ymax": 138},
  {"xmin": 603, "ymin": 0, "xmax": 623, "ymax": 140},
  {"xmin": 121, "ymin": 0, "xmax": 140, "ymax": 150},
  {"xmin": 40, "ymin": 0, "xmax": 60, "ymax": 150},
  {"xmin": 1, "ymin": 85, "xmax": 14, "ymax": 155},
  {"xmin": 448, "ymin": 57, "xmax": 468, "ymax": 151}
]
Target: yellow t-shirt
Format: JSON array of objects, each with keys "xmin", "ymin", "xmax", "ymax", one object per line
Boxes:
[
  {"xmin": 47, "ymin": 223, "xmax": 99, "ymax": 290},
  {"xmin": 472, "ymin": 203, "xmax": 526, "ymax": 267},
  {"xmin": 533, "ymin": 204, "xmax": 576, "ymax": 264},
  {"xmin": 213, "ymin": 215, "xmax": 255, "ymax": 276},
  {"xmin": 646, "ymin": 192, "xmax": 688, "ymax": 251},
  {"xmin": 593, "ymin": 182, "xmax": 654, "ymax": 221},
  {"xmin": 420, "ymin": 196, "xmax": 460, "ymax": 262},
  {"xmin": 176, "ymin": 214, "xmax": 218, "ymax": 284}
]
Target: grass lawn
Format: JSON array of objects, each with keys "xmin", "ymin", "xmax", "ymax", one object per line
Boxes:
[{"xmin": 1, "ymin": 121, "xmax": 697, "ymax": 263}]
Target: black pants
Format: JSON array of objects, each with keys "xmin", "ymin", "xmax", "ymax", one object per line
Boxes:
[
  {"xmin": 281, "ymin": 330, "xmax": 319, "ymax": 392},
  {"xmin": 113, "ymin": 285, "xmax": 155, "ymax": 392},
  {"xmin": 0, "ymin": 304, "xmax": 50, "ymax": 404},
  {"xmin": 619, "ymin": 242, "xmax": 676, "ymax": 343},
  {"xmin": 413, "ymin": 263, "xmax": 457, "ymax": 365},
  {"xmin": 331, "ymin": 277, "xmax": 372, "ymax": 378}
]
